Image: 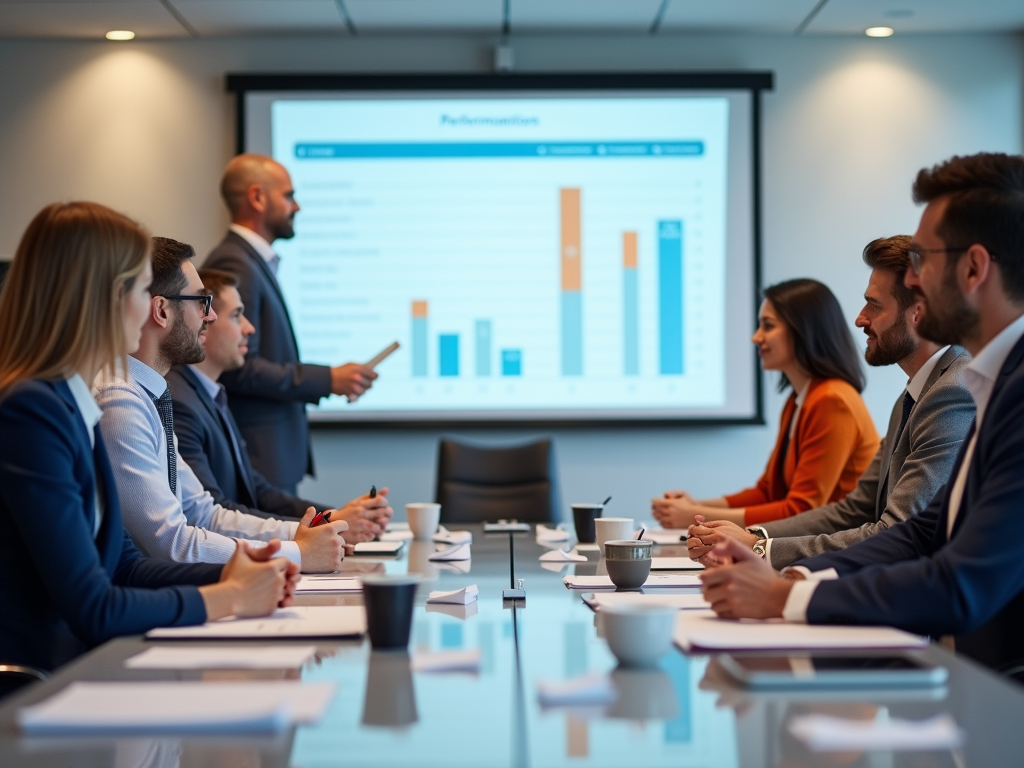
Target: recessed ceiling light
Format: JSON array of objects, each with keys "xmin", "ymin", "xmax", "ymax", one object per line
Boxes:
[
  {"xmin": 865, "ymin": 26, "xmax": 895, "ymax": 37},
  {"xmin": 105, "ymin": 30, "xmax": 136, "ymax": 41}
]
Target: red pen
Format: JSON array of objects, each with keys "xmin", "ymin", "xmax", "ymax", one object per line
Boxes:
[{"xmin": 309, "ymin": 509, "xmax": 332, "ymax": 528}]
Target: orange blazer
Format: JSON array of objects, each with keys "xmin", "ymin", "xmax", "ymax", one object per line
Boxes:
[{"xmin": 724, "ymin": 378, "xmax": 880, "ymax": 526}]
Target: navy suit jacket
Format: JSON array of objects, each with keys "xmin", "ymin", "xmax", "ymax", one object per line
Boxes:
[
  {"xmin": 800, "ymin": 333, "xmax": 1024, "ymax": 671},
  {"xmin": 167, "ymin": 365, "xmax": 328, "ymax": 521},
  {"xmin": 204, "ymin": 231, "xmax": 332, "ymax": 490},
  {"xmin": 0, "ymin": 379, "xmax": 222, "ymax": 671}
]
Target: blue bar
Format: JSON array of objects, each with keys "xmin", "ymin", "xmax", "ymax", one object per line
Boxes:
[
  {"xmin": 658, "ymin": 220, "xmax": 684, "ymax": 375},
  {"xmin": 475, "ymin": 320, "xmax": 491, "ymax": 376},
  {"xmin": 623, "ymin": 267, "xmax": 639, "ymax": 376},
  {"xmin": 412, "ymin": 317, "xmax": 428, "ymax": 377},
  {"xmin": 561, "ymin": 291, "xmax": 582, "ymax": 376},
  {"xmin": 501, "ymin": 349, "xmax": 522, "ymax": 376},
  {"xmin": 439, "ymin": 334, "xmax": 459, "ymax": 377},
  {"xmin": 295, "ymin": 141, "xmax": 704, "ymax": 160}
]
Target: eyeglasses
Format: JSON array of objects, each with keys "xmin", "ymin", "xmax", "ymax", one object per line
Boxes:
[
  {"xmin": 908, "ymin": 245, "xmax": 996, "ymax": 274},
  {"xmin": 161, "ymin": 293, "xmax": 213, "ymax": 315}
]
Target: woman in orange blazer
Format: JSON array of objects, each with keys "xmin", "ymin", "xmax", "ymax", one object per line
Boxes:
[{"xmin": 652, "ymin": 279, "xmax": 879, "ymax": 529}]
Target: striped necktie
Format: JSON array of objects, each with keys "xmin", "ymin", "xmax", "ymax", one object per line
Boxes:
[{"xmin": 151, "ymin": 387, "xmax": 178, "ymax": 495}]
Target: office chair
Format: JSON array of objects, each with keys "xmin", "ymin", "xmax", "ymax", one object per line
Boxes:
[
  {"xmin": 435, "ymin": 438, "xmax": 559, "ymax": 524},
  {"xmin": 0, "ymin": 664, "xmax": 48, "ymax": 700}
]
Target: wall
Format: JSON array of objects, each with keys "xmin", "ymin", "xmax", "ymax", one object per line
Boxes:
[{"xmin": 0, "ymin": 32, "xmax": 1020, "ymax": 521}]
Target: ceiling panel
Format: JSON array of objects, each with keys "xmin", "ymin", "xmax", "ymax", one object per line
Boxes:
[
  {"xmin": 509, "ymin": 0, "xmax": 663, "ymax": 32},
  {"xmin": 174, "ymin": 1, "xmax": 349, "ymax": 36},
  {"xmin": 658, "ymin": 0, "xmax": 817, "ymax": 33},
  {"xmin": 344, "ymin": 0, "xmax": 502, "ymax": 33},
  {"xmin": 0, "ymin": 1, "xmax": 186, "ymax": 38},
  {"xmin": 808, "ymin": 0, "xmax": 1024, "ymax": 34}
]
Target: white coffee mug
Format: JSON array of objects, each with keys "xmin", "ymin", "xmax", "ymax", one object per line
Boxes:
[
  {"xmin": 602, "ymin": 604, "xmax": 676, "ymax": 667},
  {"xmin": 406, "ymin": 503, "xmax": 441, "ymax": 541},
  {"xmin": 595, "ymin": 517, "xmax": 634, "ymax": 552}
]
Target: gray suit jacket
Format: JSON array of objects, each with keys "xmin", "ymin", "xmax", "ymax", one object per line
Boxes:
[
  {"xmin": 761, "ymin": 346, "xmax": 974, "ymax": 568},
  {"xmin": 204, "ymin": 231, "xmax": 332, "ymax": 490}
]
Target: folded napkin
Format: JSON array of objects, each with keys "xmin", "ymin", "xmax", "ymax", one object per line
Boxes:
[
  {"xmin": 536, "ymin": 524, "xmax": 569, "ymax": 542},
  {"xmin": 429, "ymin": 542, "xmax": 472, "ymax": 561},
  {"xmin": 426, "ymin": 585, "xmax": 479, "ymax": 605},
  {"xmin": 788, "ymin": 713, "xmax": 964, "ymax": 752},
  {"xmin": 412, "ymin": 649, "xmax": 482, "ymax": 673},
  {"xmin": 539, "ymin": 548, "xmax": 587, "ymax": 563},
  {"xmin": 536, "ymin": 673, "xmax": 616, "ymax": 707},
  {"xmin": 433, "ymin": 526, "xmax": 473, "ymax": 545}
]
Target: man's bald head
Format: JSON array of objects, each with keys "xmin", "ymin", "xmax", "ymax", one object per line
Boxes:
[{"xmin": 220, "ymin": 153, "xmax": 300, "ymax": 242}]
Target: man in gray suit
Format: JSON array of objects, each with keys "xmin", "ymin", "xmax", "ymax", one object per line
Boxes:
[
  {"xmin": 205, "ymin": 154, "xmax": 377, "ymax": 492},
  {"xmin": 687, "ymin": 235, "xmax": 975, "ymax": 568}
]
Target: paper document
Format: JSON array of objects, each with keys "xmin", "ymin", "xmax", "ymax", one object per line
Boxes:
[
  {"xmin": 17, "ymin": 681, "xmax": 336, "ymax": 735},
  {"xmin": 583, "ymin": 592, "xmax": 710, "ymax": 611},
  {"xmin": 125, "ymin": 645, "xmax": 317, "ymax": 670},
  {"xmin": 429, "ymin": 541, "xmax": 471, "ymax": 561},
  {"xmin": 147, "ymin": 606, "xmax": 366, "ymax": 640},
  {"xmin": 789, "ymin": 713, "xmax": 964, "ymax": 752},
  {"xmin": 295, "ymin": 575, "xmax": 361, "ymax": 593},
  {"xmin": 673, "ymin": 610, "xmax": 929, "ymax": 652},
  {"xmin": 352, "ymin": 541, "xmax": 404, "ymax": 555},
  {"xmin": 563, "ymin": 574, "xmax": 702, "ymax": 590},
  {"xmin": 651, "ymin": 557, "xmax": 704, "ymax": 571},
  {"xmin": 536, "ymin": 673, "xmax": 616, "ymax": 707},
  {"xmin": 641, "ymin": 528, "xmax": 687, "ymax": 545},
  {"xmin": 539, "ymin": 548, "xmax": 587, "ymax": 563},
  {"xmin": 426, "ymin": 584, "xmax": 479, "ymax": 605},
  {"xmin": 412, "ymin": 649, "xmax": 482, "ymax": 673}
]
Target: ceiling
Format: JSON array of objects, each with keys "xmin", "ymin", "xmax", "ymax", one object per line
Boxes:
[{"xmin": 0, "ymin": 0, "xmax": 1020, "ymax": 40}]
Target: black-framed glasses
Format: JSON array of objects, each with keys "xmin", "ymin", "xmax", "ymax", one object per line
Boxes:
[
  {"xmin": 161, "ymin": 293, "xmax": 213, "ymax": 315},
  {"xmin": 908, "ymin": 245, "xmax": 996, "ymax": 274}
]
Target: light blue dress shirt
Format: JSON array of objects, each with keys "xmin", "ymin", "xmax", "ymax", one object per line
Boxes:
[{"xmin": 94, "ymin": 356, "xmax": 300, "ymax": 565}]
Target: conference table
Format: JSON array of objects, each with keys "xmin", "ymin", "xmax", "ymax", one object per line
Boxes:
[{"xmin": 2, "ymin": 524, "xmax": 1023, "ymax": 767}]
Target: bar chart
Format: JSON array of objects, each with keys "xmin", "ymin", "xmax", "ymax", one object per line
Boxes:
[{"xmin": 271, "ymin": 95, "xmax": 730, "ymax": 417}]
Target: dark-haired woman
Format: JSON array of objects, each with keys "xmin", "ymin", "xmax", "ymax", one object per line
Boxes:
[{"xmin": 652, "ymin": 279, "xmax": 879, "ymax": 529}]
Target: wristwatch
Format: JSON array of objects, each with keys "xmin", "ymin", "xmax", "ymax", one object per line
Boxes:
[{"xmin": 752, "ymin": 538, "xmax": 768, "ymax": 559}]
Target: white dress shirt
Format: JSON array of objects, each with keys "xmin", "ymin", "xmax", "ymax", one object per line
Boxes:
[
  {"xmin": 66, "ymin": 373, "xmax": 104, "ymax": 538},
  {"xmin": 779, "ymin": 319, "xmax": 1024, "ymax": 622},
  {"xmin": 229, "ymin": 223, "xmax": 279, "ymax": 273},
  {"xmin": 95, "ymin": 356, "xmax": 300, "ymax": 565}
]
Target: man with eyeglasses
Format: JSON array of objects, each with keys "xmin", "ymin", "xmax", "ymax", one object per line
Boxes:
[
  {"xmin": 96, "ymin": 237, "xmax": 350, "ymax": 573},
  {"xmin": 698, "ymin": 152, "xmax": 1024, "ymax": 675}
]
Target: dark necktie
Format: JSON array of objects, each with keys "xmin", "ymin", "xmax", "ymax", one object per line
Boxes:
[
  {"xmin": 880, "ymin": 391, "xmax": 915, "ymax": 504},
  {"xmin": 151, "ymin": 387, "xmax": 178, "ymax": 495},
  {"xmin": 213, "ymin": 386, "xmax": 256, "ymax": 500}
]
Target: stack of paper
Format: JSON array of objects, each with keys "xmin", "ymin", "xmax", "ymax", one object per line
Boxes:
[
  {"xmin": 146, "ymin": 606, "xmax": 366, "ymax": 640},
  {"xmin": 18, "ymin": 681, "xmax": 336, "ymax": 735},
  {"xmin": 673, "ymin": 610, "xmax": 929, "ymax": 652},
  {"xmin": 429, "ymin": 542, "xmax": 471, "ymax": 561},
  {"xmin": 539, "ymin": 548, "xmax": 587, "ymax": 563},
  {"xmin": 426, "ymin": 585, "xmax": 479, "ymax": 605},
  {"xmin": 125, "ymin": 646, "xmax": 317, "ymax": 669},
  {"xmin": 583, "ymin": 592, "xmax": 710, "ymax": 611},
  {"xmin": 295, "ymin": 575, "xmax": 361, "ymax": 593},
  {"xmin": 563, "ymin": 574, "xmax": 702, "ymax": 590},
  {"xmin": 651, "ymin": 557, "xmax": 704, "ymax": 571},
  {"xmin": 788, "ymin": 713, "xmax": 964, "ymax": 751}
]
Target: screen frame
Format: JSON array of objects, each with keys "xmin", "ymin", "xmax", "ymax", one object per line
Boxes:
[{"xmin": 226, "ymin": 72, "xmax": 772, "ymax": 428}]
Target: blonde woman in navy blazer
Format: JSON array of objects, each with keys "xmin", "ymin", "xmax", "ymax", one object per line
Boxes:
[{"xmin": 0, "ymin": 202, "xmax": 298, "ymax": 672}]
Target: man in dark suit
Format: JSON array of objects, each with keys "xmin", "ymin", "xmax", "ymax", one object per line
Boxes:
[
  {"xmin": 700, "ymin": 152, "xmax": 1024, "ymax": 673},
  {"xmin": 168, "ymin": 269, "xmax": 392, "ymax": 542},
  {"xmin": 204, "ymin": 154, "xmax": 377, "ymax": 492}
]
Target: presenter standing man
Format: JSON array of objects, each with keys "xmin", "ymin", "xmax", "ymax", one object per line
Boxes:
[{"xmin": 205, "ymin": 154, "xmax": 377, "ymax": 493}]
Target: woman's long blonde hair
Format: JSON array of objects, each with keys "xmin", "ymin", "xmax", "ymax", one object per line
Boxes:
[{"xmin": 0, "ymin": 202, "xmax": 150, "ymax": 393}]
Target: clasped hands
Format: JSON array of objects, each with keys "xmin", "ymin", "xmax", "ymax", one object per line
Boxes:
[{"xmin": 650, "ymin": 489, "xmax": 703, "ymax": 529}]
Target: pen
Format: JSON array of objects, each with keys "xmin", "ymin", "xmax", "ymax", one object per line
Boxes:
[
  {"xmin": 369, "ymin": 485, "xmax": 377, "ymax": 499},
  {"xmin": 310, "ymin": 509, "xmax": 332, "ymax": 528}
]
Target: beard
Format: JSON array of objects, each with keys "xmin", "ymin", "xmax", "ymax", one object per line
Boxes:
[
  {"xmin": 162, "ymin": 309, "xmax": 206, "ymax": 366},
  {"xmin": 916, "ymin": 262, "xmax": 981, "ymax": 346},
  {"xmin": 865, "ymin": 316, "xmax": 918, "ymax": 367},
  {"xmin": 268, "ymin": 211, "xmax": 295, "ymax": 241}
]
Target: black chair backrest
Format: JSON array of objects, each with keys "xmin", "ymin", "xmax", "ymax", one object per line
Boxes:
[{"xmin": 435, "ymin": 438, "xmax": 558, "ymax": 523}]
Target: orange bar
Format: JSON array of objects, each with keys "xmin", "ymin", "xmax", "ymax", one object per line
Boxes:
[
  {"xmin": 411, "ymin": 300, "xmax": 428, "ymax": 318},
  {"xmin": 560, "ymin": 188, "xmax": 581, "ymax": 291},
  {"xmin": 623, "ymin": 231, "xmax": 638, "ymax": 269}
]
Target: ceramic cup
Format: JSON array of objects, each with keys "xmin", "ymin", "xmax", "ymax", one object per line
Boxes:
[
  {"xmin": 595, "ymin": 518, "xmax": 635, "ymax": 552},
  {"xmin": 601, "ymin": 603, "xmax": 677, "ymax": 667},
  {"xmin": 405, "ymin": 503, "xmax": 441, "ymax": 541},
  {"xmin": 571, "ymin": 504, "xmax": 604, "ymax": 543},
  {"xmin": 361, "ymin": 575, "xmax": 420, "ymax": 649},
  {"xmin": 603, "ymin": 539, "xmax": 653, "ymax": 590}
]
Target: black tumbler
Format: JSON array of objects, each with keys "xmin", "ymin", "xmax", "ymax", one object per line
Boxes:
[
  {"xmin": 572, "ymin": 504, "xmax": 604, "ymax": 544},
  {"xmin": 361, "ymin": 575, "xmax": 419, "ymax": 649}
]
